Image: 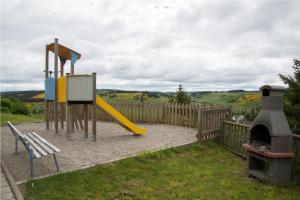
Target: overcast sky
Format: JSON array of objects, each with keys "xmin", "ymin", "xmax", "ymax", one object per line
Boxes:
[{"xmin": 1, "ymin": 0, "xmax": 299, "ymax": 92}]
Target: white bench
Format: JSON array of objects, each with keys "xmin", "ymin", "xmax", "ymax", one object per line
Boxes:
[{"xmin": 7, "ymin": 121, "xmax": 60, "ymax": 177}]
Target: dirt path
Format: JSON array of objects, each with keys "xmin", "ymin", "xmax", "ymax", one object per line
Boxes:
[{"xmin": 1, "ymin": 122, "xmax": 197, "ymax": 182}]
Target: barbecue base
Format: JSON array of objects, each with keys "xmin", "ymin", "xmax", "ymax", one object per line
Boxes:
[{"xmin": 245, "ymin": 147, "xmax": 293, "ymax": 184}]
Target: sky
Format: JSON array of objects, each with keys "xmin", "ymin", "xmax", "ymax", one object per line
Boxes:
[{"xmin": 1, "ymin": 0, "xmax": 300, "ymax": 92}]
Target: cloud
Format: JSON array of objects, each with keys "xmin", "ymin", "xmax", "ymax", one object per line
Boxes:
[{"xmin": 1, "ymin": 0, "xmax": 299, "ymax": 92}]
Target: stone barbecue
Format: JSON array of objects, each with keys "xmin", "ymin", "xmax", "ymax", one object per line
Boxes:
[{"xmin": 243, "ymin": 85, "xmax": 294, "ymax": 184}]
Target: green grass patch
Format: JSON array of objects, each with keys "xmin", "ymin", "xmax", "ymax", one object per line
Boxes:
[
  {"xmin": 1, "ymin": 112, "xmax": 43, "ymax": 126},
  {"xmin": 24, "ymin": 141, "xmax": 300, "ymax": 200}
]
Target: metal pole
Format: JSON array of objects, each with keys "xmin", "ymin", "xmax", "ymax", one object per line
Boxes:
[
  {"xmin": 92, "ymin": 73, "xmax": 96, "ymax": 141},
  {"xmin": 54, "ymin": 38, "xmax": 59, "ymax": 134},
  {"xmin": 29, "ymin": 153, "xmax": 34, "ymax": 177},
  {"xmin": 66, "ymin": 73, "xmax": 70, "ymax": 139}
]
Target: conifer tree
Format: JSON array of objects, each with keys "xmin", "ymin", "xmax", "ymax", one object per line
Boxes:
[
  {"xmin": 169, "ymin": 84, "xmax": 191, "ymax": 104},
  {"xmin": 279, "ymin": 59, "xmax": 300, "ymax": 134}
]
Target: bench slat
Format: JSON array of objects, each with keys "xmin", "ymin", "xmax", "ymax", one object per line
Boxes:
[
  {"xmin": 23, "ymin": 135, "xmax": 48, "ymax": 157},
  {"xmin": 31, "ymin": 132, "xmax": 60, "ymax": 152},
  {"xmin": 27, "ymin": 133, "xmax": 54, "ymax": 154},
  {"xmin": 25, "ymin": 142, "xmax": 41, "ymax": 158}
]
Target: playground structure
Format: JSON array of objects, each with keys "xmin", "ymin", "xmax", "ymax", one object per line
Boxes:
[{"xmin": 44, "ymin": 38, "xmax": 147, "ymax": 141}]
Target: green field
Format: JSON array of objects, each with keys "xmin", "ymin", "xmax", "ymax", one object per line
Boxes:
[
  {"xmin": 190, "ymin": 91, "xmax": 260, "ymax": 113},
  {"xmin": 23, "ymin": 141, "xmax": 300, "ymax": 200},
  {"xmin": 99, "ymin": 91, "xmax": 261, "ymax": 115}
]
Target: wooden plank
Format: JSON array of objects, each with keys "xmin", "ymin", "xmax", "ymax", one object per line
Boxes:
[
  {"xmin": 223, "ymin": 122, "xmax": 228, "ymax": 146},
  {"xmin": 225, "ymin": 123, "xmax": 230, "ymax": 147},
  {"xmin": 175, "ymin": 104, "xmax": 178, "ymax": 126},
  {"xmin": 234, "ymin": 125, "xmax": 239, "ymax": 153},
  {"xmin": 74, "ymin": 119, "xmax": 79, "ymax": 130},
  {"xmin": 167, "ymin": 104, "xmax": 170, "ymax": 125},
  {"xmin": 159, "ymin": 104, "xmax": 161, "ymax": 124},
  {"xmin": 169, "ymin": 104, "xmax": 172, "ymax": 125},
  {"xmin": 223, "ymin": 120, "xmax": 250, "ymax": 127},
  {"xmin": 197, "ymin": 110, "xmax": 202, "ymax": 141},
  {"xmin": 172, "ymin": 103, "xmax": 175, "ymax": 126},
  {"xmin": 239, "ymin": 126, "xmax": 244, "ymax": 154},
  {"xmin": 229, "ymin": 124, "xmax": 234, "ymax": 148},
  {"xmin": 31, "ymin": 132, "xmax": 60, "ymax": 152}
]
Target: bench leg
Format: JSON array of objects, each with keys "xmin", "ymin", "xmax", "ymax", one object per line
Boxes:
[
  {"xmin": 15, "ymin": 137, "xmax": 18, "ymax": 154},
  {"xmin": 53, "ymin": 154, "xmax": 59, "ymax": 172},
  {"xmin": 29, "ymin": 153, "xmax": 34, "ymax": 177}
]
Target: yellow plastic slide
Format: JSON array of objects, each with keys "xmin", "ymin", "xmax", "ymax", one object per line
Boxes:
[{"xmin": 96, "ymin": 96, "xmax": 147, "ymax": 135}]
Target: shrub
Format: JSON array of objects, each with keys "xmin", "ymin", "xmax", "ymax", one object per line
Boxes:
[
  {"xmin": 1, "ymin": 97, "xmax": 31, "ymax": 115},
  {"xmin": 1, "ymin": 97, "xmax": 12, "ymax": 113}
]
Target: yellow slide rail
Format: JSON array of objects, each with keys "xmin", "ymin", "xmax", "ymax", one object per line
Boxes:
[{"xmin": 96, "ymin": 96, "xmax": 147, "ymax": 135}]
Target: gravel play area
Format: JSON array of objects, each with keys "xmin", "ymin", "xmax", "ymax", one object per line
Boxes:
[{"xmin": 1, "ymin": 121, "xmax": 197, "ymax": 183}]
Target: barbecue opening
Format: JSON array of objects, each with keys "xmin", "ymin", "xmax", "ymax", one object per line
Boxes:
[{"xmin": 250, "ymin": 124, "xmax": 271, "ymax": 147}]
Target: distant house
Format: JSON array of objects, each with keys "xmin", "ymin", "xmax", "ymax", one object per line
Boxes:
[{"xmin": 232, "ymin": 115, "xmax": 246, "ymax": 123}]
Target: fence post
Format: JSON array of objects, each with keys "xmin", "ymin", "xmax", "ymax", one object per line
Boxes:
[
  {"xmin": 142, "ymin": 102, "xmax": 144, "ymax": 123},
  {"xmin": 197, "ymin": 109, "xmax": 203, "ymax": 142},
  {"xmin": 218, "ymin": 121, "xmax": 225, "ymax": 144},
  {"xmin": 228, "ymin": 106, "xmax": 233, "ymax": 120}
]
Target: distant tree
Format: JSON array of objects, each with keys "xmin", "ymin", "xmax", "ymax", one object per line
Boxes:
[
  {"xmin": 279, "ymin": 58, "xmax": 300, "ymax": 134},
  {"xmin": 169, "ymin": 84, "xmax": 191, "ymax": 104},
  {"xmin": 139, "ymin": 92, "xmax": 150, "ymax": 103}
]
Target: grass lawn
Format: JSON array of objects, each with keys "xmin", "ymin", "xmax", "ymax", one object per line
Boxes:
[
  {"xmin": 24, "ymin": 141, "xmax": 300, "ymax": 200},
  {"xmin": 1, "ymin": 113, "xmax": 43, "ymax": 126}
]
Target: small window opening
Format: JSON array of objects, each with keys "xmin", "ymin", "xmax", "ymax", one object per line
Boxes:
[{"xmin": 262, "ymin": 89, "xmax": 270, "ymax": 96}]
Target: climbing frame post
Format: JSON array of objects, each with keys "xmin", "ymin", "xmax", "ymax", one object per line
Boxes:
[
  {"xmin": 60, "ymin": 57, "xmax": 66, "ymax": 129},
  {"xmin": 54, "ymin": 38, "xmax": 59, "ymax": 134},
  {"xmin": 84, "ymin": 104, "xmax": 88, "ymax": 138},
  {"xmin": 45, "ymin": 45, "xmax": 49, "ymax": 130},
  {"xmin": 92, "ymin": 73, "xmax": 96, "ymax": 141}
]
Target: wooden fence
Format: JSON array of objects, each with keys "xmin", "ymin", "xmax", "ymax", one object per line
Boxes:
[
  {"xmin": 219, "ymin": 120, "xmax": 300, "ymax": 178},
  {"xmin": 87, "ymin": 103, "xmax": 231, "ymax": 130},
  {"xmin": 47, "ymin": 102, "xmax": 232, "ymax": 134},
  {"xmin": 197, "ymin": 108, "xmax": 232, "ymax": 141},
  {"xmin": 220, "ymin": 121, "xmax": 249, "ymax": 157}
]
